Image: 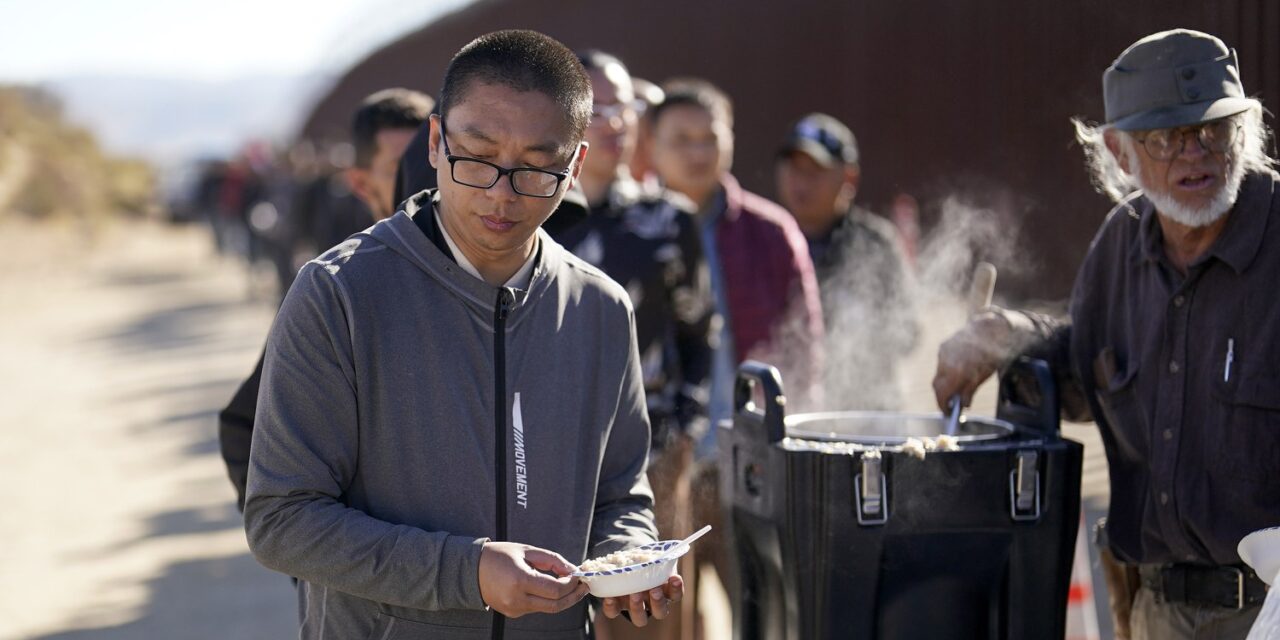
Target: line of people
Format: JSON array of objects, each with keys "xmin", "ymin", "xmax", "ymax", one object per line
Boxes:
[
  {"xmin": 219, "ymin": 35, "xmax": 920, "ymax": 640},
  {"xmin": 182, "ymin": 91, "xmax": 433, "ymax": 301},
  {"xmin": 219, "ymin": 25, "xmax": 1280, "ymax": 640}
]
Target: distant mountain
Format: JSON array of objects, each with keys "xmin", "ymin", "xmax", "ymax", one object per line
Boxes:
[{"xmin": 42, "ymin": 73, "xmax": 333, "ymax": 170}]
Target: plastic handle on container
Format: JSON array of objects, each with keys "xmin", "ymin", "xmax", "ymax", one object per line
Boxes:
[
  {"xmin": 997, "ymin": 357, "xmax": 1060, "ymax": 435},
  {"xmin": 733, "ymin": 360, "xmax": 787, "ymax": 443}
]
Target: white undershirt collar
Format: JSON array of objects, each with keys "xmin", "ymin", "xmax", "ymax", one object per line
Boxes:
[{"xmin": 434, "ymin": 209, "xmax": 537, "ymax": 289}]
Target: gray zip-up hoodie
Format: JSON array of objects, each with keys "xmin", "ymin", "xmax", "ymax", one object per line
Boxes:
[{"xmin": 244, "ymin": 195, "xmax": 657, "ymax": 639}]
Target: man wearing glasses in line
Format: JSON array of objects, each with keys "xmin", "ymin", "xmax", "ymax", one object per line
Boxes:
[
  {"xmin": 933, "ymin": 29, "xmax": 1280, "ymax": 639},
  {"xmin": 562, "ymin": 50, "xmax": 714, "ymax": 640},
  {"xmin": 245, "ymin": 30, "xmax": 681, "ymax": 639}
]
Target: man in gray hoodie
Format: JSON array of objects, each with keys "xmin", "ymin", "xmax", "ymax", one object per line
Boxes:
[{"xmin": 245, "ymin": 30, "xmax": 682, "ymax": 639}]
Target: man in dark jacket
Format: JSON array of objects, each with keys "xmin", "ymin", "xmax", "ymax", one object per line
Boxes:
[
  {"xmin": 561, "ymin": 51, "xmax": 714, "ymax": 455},
  {"xmin": 775, "ymin": 113, "xmax": 918, "ymax": 410},
  {"xmin": 564, "ymin": 51, "xmax": 714, "ymax": 640},
  {"xmin": 393, "ymin": 107, "xmax": 440, "ymax": 211},
  {"xmin": 244, "ymin": 30, "xmax": 681, "ymax": 638}
]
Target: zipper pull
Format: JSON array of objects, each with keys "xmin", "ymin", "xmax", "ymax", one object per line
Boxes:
[{"xmin": 496, "ymin": 288, "xmax": 513, "ymax": 322}]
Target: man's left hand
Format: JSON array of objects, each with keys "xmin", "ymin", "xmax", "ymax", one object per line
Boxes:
[{"xmin": 600, "ymin": 575, "xmax": 684, "ymax": 627}]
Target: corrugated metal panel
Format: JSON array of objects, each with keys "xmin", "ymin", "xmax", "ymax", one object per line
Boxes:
[{"xmin": 301, "ymin": 0, "xmax": 1280, "ymax": 298}]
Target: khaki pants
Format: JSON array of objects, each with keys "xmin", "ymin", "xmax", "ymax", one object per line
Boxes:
[
  {"xmin": 1099, "ymin": 545, "xmax": 1141, "ymax": 639},
  {"xmin": 1100, "ymin": 545, "xmax": 1263, "ymax": 640},
  {"xmin": 1130, "ymin": 586, "xmax": 1261, "ymax": 640}
]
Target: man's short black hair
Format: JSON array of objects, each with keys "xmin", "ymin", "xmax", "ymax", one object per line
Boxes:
[
  {"xmin": 652, "ymin": 78, "xmax": 734, "ymax": 129},
  {"xmin": 352, "ymin": 88, "xmax": 434, "ymax": 168},
  {"xmin": 439, "ymin": 30, "xmax": 593, "ymax": 147}
]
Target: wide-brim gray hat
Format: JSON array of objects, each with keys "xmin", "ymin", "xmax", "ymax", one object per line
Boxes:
[{"xmin": 1104, "ymin": 29, "xmax": 1254, "ymax": 131}]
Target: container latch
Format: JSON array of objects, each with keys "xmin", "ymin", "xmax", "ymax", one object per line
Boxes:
[
  {"xmin": 855, "ymin": 454, "xmax": 888, "ymax": 526},
  {"xmin": 1009, "ymin": 450, "xmax": 1041, "ymax": 521}
]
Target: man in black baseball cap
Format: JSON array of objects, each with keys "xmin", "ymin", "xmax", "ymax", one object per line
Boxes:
[
  {"xmin": 773, "ymin": 114, "xmax": 865, "ymax": 264},
  {"xmin": 775, "ymin": 113, "xmax": 863, "ymax": 269},
  {"xmin": 933, "ymin": 29, "xmax": 1278, "ymax": 639},
  {"xmin": 775, "ymin": 113, "xmax": 918, "ymax": 410}
]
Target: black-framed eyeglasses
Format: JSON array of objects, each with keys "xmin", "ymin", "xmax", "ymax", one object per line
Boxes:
[
  {"xmin": 440, "ymin": 121, "xmax": 570, "ymax": 198},
  {"xmin": 1133, "ymin": 118, "xmax": 1241, "ymax": 161}
]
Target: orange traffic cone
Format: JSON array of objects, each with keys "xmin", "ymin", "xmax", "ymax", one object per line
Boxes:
[{"xmin": 1065, "ymin": 515, "xmax": 1101, "ymax": 640}]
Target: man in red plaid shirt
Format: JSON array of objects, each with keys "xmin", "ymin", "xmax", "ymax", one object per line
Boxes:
[
  {"xmin": 649, "ymin": 78, "xmax": 824, "ymax": 421},
  {"xmin": 647, "ymin": 78, "xmax": 823, "ymax": 636}
]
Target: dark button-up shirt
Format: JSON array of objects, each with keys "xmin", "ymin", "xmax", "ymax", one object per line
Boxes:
[{"xmin": 1028, "ymin": 171, "xmax": 1280, "ymax": 566}]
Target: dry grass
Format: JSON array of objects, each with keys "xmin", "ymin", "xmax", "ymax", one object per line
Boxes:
[{"xmin": 0, "ymin": 85, "xmax": 157, "ymax": 225}]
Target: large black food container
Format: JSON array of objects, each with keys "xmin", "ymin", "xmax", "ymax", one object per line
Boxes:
[{"xmin": 720, "ymin": 359, "xmax": 1084, "ymax": 639}]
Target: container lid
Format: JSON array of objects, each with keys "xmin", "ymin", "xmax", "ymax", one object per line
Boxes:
[{"xmin": 784, "ymin": 411, "xmax": 1015, "ymax": 446}]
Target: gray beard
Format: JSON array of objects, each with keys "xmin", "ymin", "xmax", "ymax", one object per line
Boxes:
[{"xmin": 1135, "ymin": 157, "xmax": 1246, "ymax": 228}]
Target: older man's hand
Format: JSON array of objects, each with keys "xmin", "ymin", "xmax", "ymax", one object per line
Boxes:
[
  {"xmin": 478, "ymin": 542, "xmax": 589, "ymax": 618},
  {"xmin": 600, "ymin": 575, "xmax": 684, "ymax": 627},
  {"xmin": 932, "ymin": 309, "xmax": 1025, "ymax": 411}
]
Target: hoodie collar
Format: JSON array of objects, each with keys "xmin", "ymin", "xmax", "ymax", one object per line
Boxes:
[
  {"xmin": 375, "ymin": 190, "xmax": 561, "ymax": 323},
  {"xmin": 434, "ymin": 207, "xmax": 538, "ymax": 289}
]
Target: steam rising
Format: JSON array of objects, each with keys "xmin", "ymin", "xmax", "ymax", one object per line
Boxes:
[
  {"xmin": 698, "ymin": 199, "xmax": 1035, "ymax": 600},
  {"xmin": 753, "ymin": 196, "xmax": 1031, "ymax": 416}
]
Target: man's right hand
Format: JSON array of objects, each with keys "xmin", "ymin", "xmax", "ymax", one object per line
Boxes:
[
  {"xmin": 932, "ymin": 309, "xmax": 1024, "ymax": 411},
  {"xmin": 478, "ymin": 541, "xmax": 589, "ymax": 618}
]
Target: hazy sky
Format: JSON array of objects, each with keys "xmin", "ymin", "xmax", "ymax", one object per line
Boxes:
[{"xmin": 0, "ymin": 0, "xmax": 471, "ymax": 81}]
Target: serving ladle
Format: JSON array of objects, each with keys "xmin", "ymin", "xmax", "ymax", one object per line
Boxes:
[{"xmin": 944, "ymin": 262, "xmax": 998, "ymax": 437}]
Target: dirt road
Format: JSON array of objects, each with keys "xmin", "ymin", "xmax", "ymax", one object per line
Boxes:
[{"xmin": 0, "ymin": 219, "xmax": 292, "ymax": 639}]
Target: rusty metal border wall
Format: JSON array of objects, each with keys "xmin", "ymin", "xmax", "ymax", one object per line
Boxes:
[{"xmin": 300, "ymin": 0, "xmax": 1279, "ymax": 298}]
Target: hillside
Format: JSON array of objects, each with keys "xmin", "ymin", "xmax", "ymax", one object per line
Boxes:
[{"xmin": 0, "ymin": 85, "xmax": 155, "ymax": 221}]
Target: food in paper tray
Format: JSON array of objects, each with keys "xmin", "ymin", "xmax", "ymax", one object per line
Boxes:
[
  {"xmin": 578, "ymin": 547, "xmax": 665, "ymax": 573},
  {"xmin": 574, "ymin": 526, "xmax": 712, "ymax": 598},
  {"xmin": 573, "ymin": 540, "xmax": 684, "ymax": 598}
]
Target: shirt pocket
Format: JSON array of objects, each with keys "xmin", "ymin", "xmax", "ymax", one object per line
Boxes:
[
  {"xmin": 1212, "ymin": 369, "xmax": 1280, "ymax": 484},
  {"xmin": 1093, "ymin": 358, "xmax": 1149, "ymax": 462}
]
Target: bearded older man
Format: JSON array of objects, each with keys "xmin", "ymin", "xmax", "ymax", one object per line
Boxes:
[{"xmin": 932, "ymin": 29, "xmax": 1279, "ymax": 639}]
